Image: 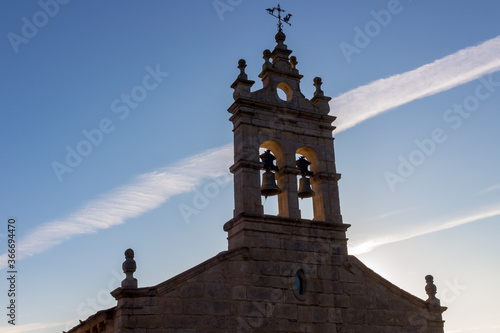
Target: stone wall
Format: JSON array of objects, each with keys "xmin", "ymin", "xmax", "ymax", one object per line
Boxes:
[{"xmin": 68, "ymin": 216, "xmax": 445, "ymax": 333}]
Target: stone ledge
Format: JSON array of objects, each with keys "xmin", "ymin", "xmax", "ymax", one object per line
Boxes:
[
  {"xmin": 228, "ymin": 98, "xmax": 337, "ymax": 126},
  {"xmin": 224, "ymin": 213, "xmax": 350, "ymax": 233}
]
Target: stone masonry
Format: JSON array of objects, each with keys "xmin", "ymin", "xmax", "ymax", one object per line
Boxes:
[{"xmin": 66, "ymin": 30, "xmax": 447, "ymax": 333}]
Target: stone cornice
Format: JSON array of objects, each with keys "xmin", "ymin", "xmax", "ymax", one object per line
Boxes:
[{"xmin": 224, "ymin": 212, "xmax": 349, "ymax": 233}]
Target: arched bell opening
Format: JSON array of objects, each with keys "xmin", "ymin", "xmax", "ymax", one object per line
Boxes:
[
  {"xmin": 259, "ymin": 141, "xmax": 284, "ymax": 216},
  {"xmin": 295, "ymin": 154, "xmax": 314, "ymax": 220},
  {"xmin": 296, "ymin": 147, "xmax": 320, "ymax": 220}
]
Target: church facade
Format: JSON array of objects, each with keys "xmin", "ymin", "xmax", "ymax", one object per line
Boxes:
[{"xmin": 67, "ymin": 30, "xmax": 447, "ymax": 333}]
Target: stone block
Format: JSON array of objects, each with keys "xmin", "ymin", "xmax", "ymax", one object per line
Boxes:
[
  {"xmin": 158, "ymin": 297, "xmax": 182, "ymax": 314},
  {"xmin": 314, "ymin": 323, "xmax": 338, "ymax": 332},
  {"xmin": 339, "ymin": 268, "xmax": 355, "ymax": 283},
  {"xmin": 350, "ymin": 295, "xmax": 375, "ymax": 309},
  {"xmin": 311, "ymin": 307, "xmax": 327, "ymax": 323},
  {"xmin": 212, "ymin": 300, "xmax": 235, "ymax": 315},
  {"xmin": 183, "ymin": 298, "xmax": 211, "ymax": 315},
  {"xmin": 201, "ymin": 315, "xmax": 227, "ymax": 329},
  {"xmin": 232, "ymin": 285, "xmax": 247, "ymax": 300},
  {"xmin": 279, "ymin": 262, "xmax": 295, "ymax": 276},
  {"xmin": 205, "ymin": 283, "xmax": 231, "ymax": 298},
  {"xmin": 343, "ymin": 283, "xmax": 366, "ymax": 295},
  {"xmin": 317, "ymin": 266, "xmax": 335, "ymax": 280},
  {"xmin": 259, "ymin": 236, "xmax": 281, "ymax": 249},
  {"xmin": 366, "ymin": 310, "xmax": 389, "ymax": 326},
  {"xmin": 179, "ymin": 283, "xmax": 204, "ymax": 298},
  {"xmin": 126, "ymin": 315, "xmax": 161, "ymax": 329},
  {"xmin": 345, "ymin": 308, "xmax": 366, "ymax": 325},
  {"xmin": 319, "ymin": 293, "xmax": 335, "ymax": 307},
  {"xmin": 252, "ymin": 274, "xmax": 287, "ymax": 289},
  {"xmin": 257, "ymin": 261, "xmax": 279, "ymax": 275},
  {"xmin": 246, "ymin": 286, "xmax": 276, "ymax": 302},
  {"xmin": 297, "ymin": 305, "xmax": 312, "ymax": 322},
  {"xmin": 283, "ymin": 239, "xmax": 309, "ymax": 251},
  {"xmin": 299, "ymin": 323, "xmax": 312, "ymax": 332},
  {"xmin": 272, "ymin": 303, "xmax": 298, "ymax": 320},
  {"xmin": 334, "ymin": 294, "xmax": 350, "ymax": 308},
  {"xmin": 332, "ymin": 281, "xmax": 343, "ymax": 294},
  {"xmin": 162, "ymin": 314, "xmax": 201, "ymax": 328},
  {"xmin": 131, "ymin": 305, "xmax": 157, "ymax": 315}
]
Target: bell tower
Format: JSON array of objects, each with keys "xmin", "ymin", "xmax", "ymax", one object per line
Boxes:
[{"xmin": 224, "ymin": 28, "xmax": 349, "ymax": 253}]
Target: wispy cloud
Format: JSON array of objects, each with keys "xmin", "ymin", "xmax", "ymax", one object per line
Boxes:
[
  {"xmin": 349, "ymin": 207, "xmax": 500, "ymax": 255},
  {"xmin": 0, "ymin": 145, "xmax": 233, "ymax": 270},
  {"xmin": 0, "ymin": 321, "xmax": 71, "ymax": 333},
  {"xmin": 447, "ymin": 325, "xmax": 500, "ymax": 333},
  {"xmin": 478, "ymin": 183, "xmax": 500, "ymax": 195},
  {"xmin": 331, "ymin": 35, "xmax": 500, "ymax": 133},
  {"xmin": 351, "ymin": 207, "xmax": 416, "ymax": 224}
]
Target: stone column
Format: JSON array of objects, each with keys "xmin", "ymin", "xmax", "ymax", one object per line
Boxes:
[{"xmin": 276, "ymin": 166, "xmax": 300, "ymax": 219}]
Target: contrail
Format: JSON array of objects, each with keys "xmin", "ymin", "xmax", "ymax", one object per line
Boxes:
[
  {"xmin": 331, "ymin": 35, "xmax": 500, "ymax": 133},
  {"xmin": 349, "ymin": 206, "xmax": 500, "ymax": 255},
  {"xmin": 0, "ymin": 145, "xmax": 233, "ymax": 269}
]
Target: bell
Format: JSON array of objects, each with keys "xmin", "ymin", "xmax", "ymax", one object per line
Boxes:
[
  {"xmin": 261, "ymin": 171, "xmax": 281, "ymax": 198},
  {"xmin": 298, "ymin": 176, "xmax": 315, "ymax": 199}
]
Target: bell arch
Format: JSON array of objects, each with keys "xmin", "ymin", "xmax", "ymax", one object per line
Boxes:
[
  {"xmin": 260, "ymin": 140, "xmax": 285, "ymax": 167},
  {"xmin": 259, "ymin": 141, "xmax": 283, "ymax": 216},
  {"xmin": 296, "ymin": 146, "xmax": 321, "ymax": 174},
  {"xmin": 295, "ymin": 147, "xmax": 318, "ymax": 220}
]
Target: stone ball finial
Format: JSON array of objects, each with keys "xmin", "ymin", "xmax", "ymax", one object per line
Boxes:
[
  {"xmin": 275, "ymin": 30, "xmax": 287, "ymax": 49},
  {"xmin": 121, "ymin": 248, "xmax": 137, "ymax": 289},
  {"xmin": 290, "ymin": 56, "xmax": 298, "ymax": 69},
  {"xmin": 425, "ymin": 274, "xmax": 440, "ymax": 307},
  {"xmin": 275, "ymin": 30, "xmax": 286, "ymax": 43},
  {"xmin": 237, "ymin": 59, "xmax": 248, "ymax": 80},
  {"xmin": 313, "ymin": 77, "xmax": 324, "ymax": 97},
  {"xmin": 124, "ymin": 248, "xmax": 134, "ymax": 260}
]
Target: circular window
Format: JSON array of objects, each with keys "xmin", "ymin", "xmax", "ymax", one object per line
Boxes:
[
  {"xmin": 295, "ymin": 269, "xmax": 306, "ymax": 295},
  {"xmin": 276, "ymin": 82, "xmax": 293, "ymax": 101}
]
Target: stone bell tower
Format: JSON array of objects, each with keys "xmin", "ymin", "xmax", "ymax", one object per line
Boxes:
[
  {"xmin": 67, "ymin": 14, "xmax": 446, "ymax": 332},
  {"xmin": 224, "ymin": 29, "xmax": 349, "ymax": 254}
]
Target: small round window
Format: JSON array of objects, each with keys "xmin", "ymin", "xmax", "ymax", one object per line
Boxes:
[
  {"xmin": 276, "ymin": 82, "xmax": 293, "ymax": 102},
  {"xmin": 295, "ymin": 269, "xmax": 306, "ymax": 295}
]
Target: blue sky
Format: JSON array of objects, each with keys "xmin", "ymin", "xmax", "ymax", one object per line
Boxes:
[{"xmin": 1, "ymin": 1, "xmax": 500, "ymax": 332}]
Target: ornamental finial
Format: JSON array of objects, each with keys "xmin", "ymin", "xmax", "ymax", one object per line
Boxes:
[
  {"xmin": 121, "ymin": 248, "xmax": 137, "ymax": 289},
  {"xmin": 266, "ymin": 4, "xmax": 292, "ymax": 32},
  {"xmin": 237, "ymin": 59, "xmax": 248, "ymax": 80},
  {"xmin": 313, "ymin": 77, "xmax": 324, "ymax": 97},
  {"xmin": 425, "ymin": 275, "xmax": 440, "ymax": 307}
]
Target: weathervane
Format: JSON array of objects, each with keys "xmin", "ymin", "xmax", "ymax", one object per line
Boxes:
[{"xmin": 266, "ymin": 4, "xmax": 292, "ymax": 32}]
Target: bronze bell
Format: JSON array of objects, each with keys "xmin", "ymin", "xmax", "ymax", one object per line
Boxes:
[
  {"xmin": 261, "ymin": 171, "xmax": 281, "ymax": 198},
  {"xmin": 298, "ymin": 176, "xmax": 315, "ymax": 199}
]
